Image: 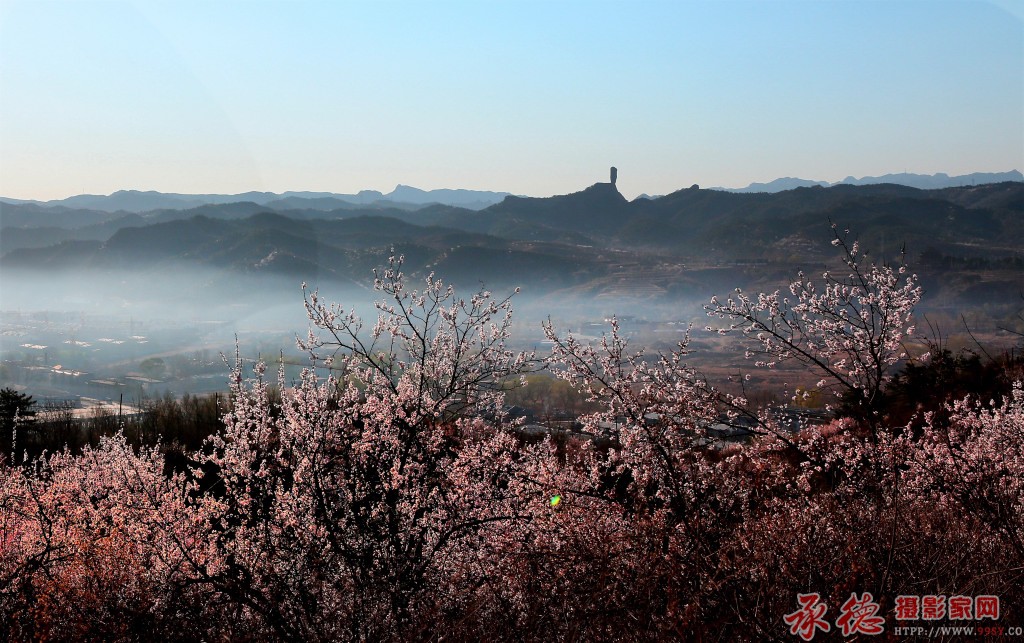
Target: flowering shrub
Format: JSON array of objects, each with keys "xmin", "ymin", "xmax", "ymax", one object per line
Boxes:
[{"xmin": 0, "ymin": 436, "xmax": 215, "ymax": 640}]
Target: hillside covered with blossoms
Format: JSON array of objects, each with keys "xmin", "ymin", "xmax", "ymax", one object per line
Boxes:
[{"xmin": 1, "ymin": 228, "xmax": 1021, "ymax": 640}]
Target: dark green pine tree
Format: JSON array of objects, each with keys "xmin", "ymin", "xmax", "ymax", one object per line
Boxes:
[{"xmin": 1, "ymin": 387, "xmax": 37, "ymax": 458}]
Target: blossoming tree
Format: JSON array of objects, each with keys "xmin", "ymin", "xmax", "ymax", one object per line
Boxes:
[{"xmin": 706, "ymin": 225, "xmax": 922, "ymax": 428}]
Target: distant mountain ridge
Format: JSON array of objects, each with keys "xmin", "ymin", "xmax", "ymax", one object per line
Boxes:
[
  {"xmin": 0, "ymin": 185, "xmax": 511, "ymax": 213},
  {"xmin": 3, "ymin": 171, "xmax": 1020, "ymax": 210},
  {"xmin": 714, "ymin": 170, "xmax": 1023, "ymax": 193}
]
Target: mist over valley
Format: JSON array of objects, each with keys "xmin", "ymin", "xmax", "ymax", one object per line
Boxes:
[{"xmin": 3, "ymin": 172, "xmax": 1022, "ymax": 405}]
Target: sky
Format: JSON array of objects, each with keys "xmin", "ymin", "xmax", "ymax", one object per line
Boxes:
[{"xmin": 0, "ymin": 0, "xmax": 1021, "ymax": 201}]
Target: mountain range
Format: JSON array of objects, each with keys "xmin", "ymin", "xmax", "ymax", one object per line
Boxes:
[
  {"xmin": 0, "ymin": 185, "xmax": 510, "ymax": 213},
  {"xmin": 713, "ymin": 170, "xmax": 1023, "ymax": 193},
  {"xmin": 2, "ymin": 174, "xmax": 1022, "ymax": 314},
  {"xmin": 4, "ymin": 171, "xmax": 1019, "ymax": 212}
]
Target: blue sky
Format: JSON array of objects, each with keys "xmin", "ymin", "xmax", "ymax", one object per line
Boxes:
[{"xmin": 1, "ymin": 0, "xmax": 1021, "ymax": 200}]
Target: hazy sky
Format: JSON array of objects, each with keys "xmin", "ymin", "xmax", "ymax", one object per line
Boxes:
[{"xmin": 1, "ymin": 0, "xmax": 1021, "ymax": 200}]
